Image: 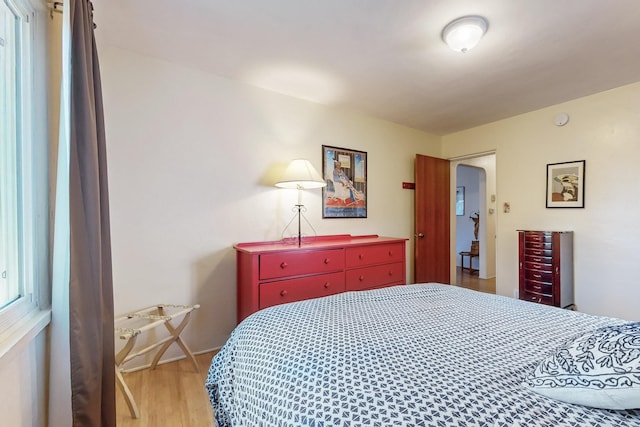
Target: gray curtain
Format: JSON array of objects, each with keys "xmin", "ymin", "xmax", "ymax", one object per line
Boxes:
[{"xmin": 68, "ymin": 0, "xmax": 116, "ymax": 425}]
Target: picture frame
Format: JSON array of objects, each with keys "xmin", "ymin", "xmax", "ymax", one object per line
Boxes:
[
  {"xmin": 456, "ymin": 186, "xmax": 465, "ymax": 216},
  {"xmin": 546, "ymin": 160, "xmax": 585, "ymax": 208},
  {"xmin": 322, "ymin": 145, "xmax": 367, "ymax": 218}
]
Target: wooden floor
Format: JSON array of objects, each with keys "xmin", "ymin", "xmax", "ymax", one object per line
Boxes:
[
  {"xmin": 116, "ymin": 352, "xmax": 217, "ymax": 427},
  {"xmin": 455, "ymin": 266, "xmax": 496, "ymax": 294},
  {"xmin": 116, "ymin": 273, "xmax": 495, "ymax": 425}
]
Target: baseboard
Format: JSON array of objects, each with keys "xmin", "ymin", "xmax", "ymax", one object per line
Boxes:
[{"xmin": 121, "ymin": 346, "xmax": 223, "ymax": 374}]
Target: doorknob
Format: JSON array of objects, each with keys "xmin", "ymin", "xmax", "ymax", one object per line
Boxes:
[{"xmin": 416, "ymin": 233, "xmax": 425, "ymax": 238}]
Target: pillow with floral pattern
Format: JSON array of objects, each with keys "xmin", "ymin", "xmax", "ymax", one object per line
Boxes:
[{"xmin": 524, "ymin": 321, "xmax": 640, "ymax": 410}]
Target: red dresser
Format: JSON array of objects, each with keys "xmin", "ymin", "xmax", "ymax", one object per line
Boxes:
[{"xmin": 235, "ymin": 234, "xmax": 408, "ymax": 322}]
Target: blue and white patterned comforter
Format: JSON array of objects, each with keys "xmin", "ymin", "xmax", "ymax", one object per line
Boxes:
[{"xmin": 206, "ymin": 284, "xmax": 640, "ymax": 426}]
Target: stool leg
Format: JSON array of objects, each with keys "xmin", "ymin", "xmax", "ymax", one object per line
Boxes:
[
  {"xmin": 116, "ymin": 367, "xmax": 140, "ymax": 419},
  {"xmin": 165, "ymin": 315, "xmax": 200, "ymax": 373},
  {"xmin": 115, "ymin": 335, "xmax": 140, "ymax": 419},
  {"xmin": 150, "ymin": 311, "xmax": 199, "ymax": 372}
]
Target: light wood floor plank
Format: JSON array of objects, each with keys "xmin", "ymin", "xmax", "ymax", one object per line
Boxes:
[
  {"xmin": 116, "ymin": 351, "xmax": 217, "ymax": 426},
  {"xmin": 455, "ymin": 266, "xmax": 496, "ymax": 294}
]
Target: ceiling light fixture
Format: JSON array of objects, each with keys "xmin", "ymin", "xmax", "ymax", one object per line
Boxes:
[{"xmin": 442, "ymin": 15, "xmax": 489, "ymax": 53}]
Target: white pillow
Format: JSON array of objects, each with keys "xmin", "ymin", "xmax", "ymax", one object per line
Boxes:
[{"xmin": 524, "ymin": 321, "xmax": 640, "ymax": 410}]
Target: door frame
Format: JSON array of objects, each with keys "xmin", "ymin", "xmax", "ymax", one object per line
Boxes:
[{"xmin": 449, "ymin": 152, "xmax": 497, "ymax": 283}]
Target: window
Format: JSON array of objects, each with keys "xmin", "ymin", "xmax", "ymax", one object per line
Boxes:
[
  {"xmin": 1, "ymin": 0, "xmax": 22, "ymax": 310},
  {"xmin": 0, "ymin": 0, "xmax": 49, "ymax": 347}
]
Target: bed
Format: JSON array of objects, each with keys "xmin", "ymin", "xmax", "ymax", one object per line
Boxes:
[{"xmin": 205, "ymin": 284, "xmax": 640, "ymax": 426}]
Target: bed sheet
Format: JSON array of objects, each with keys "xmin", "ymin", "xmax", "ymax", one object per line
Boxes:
[{"xmin": 206, "ymin": 283, "xmax": 639, "ymax": 426}]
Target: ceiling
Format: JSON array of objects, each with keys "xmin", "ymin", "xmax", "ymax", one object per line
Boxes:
[{"xmin": 92, "ymin": 0, "xmax": 640, "ymax": 135}]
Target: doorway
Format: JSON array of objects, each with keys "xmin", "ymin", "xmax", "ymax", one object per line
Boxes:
[{"xmin": 450, "ymin": 153, "xmax": 496, "ymax": 288}]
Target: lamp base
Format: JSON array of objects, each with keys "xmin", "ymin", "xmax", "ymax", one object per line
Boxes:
[{"xmin": 281, "ymin": 204, "xmax": 317, "ymax": 246}]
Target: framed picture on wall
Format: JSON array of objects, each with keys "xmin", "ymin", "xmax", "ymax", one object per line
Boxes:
[
  {"xmin": 456, "ymin": 186, "xmax": 465, "ymax": 215},
  {"xmin": 322, "ymin": 145, "xmax": 367, "ymax": 218},
  {"xmin": 546, "ymin": 160, "xmax": 585, "ymax": 208}
]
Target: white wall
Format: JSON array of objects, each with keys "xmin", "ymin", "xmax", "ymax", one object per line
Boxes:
[
  {"xmin": 0, "ymin": 333, "xmax": 47, "ymax": 427},
  {"xmin": 98, "ymin": 45, "xmax": 441, "ymax": 365},
  {"xmin": 442, "ymin": 83, "xmax": 640, "ymax": 321}
]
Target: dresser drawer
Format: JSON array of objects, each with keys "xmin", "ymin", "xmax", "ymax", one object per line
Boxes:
[
  {"xmin": 524, "ymin": 261, "xmax": 553, "ymax": 272},
  {"xmin": 259, "ymin": 249, "xmax": 344, "ymax": 280},
  {"xmin": 525, "ymin": 241, "xmax": 552, "ymax": 251},
  {"xmin": 345, "ymin": 243, "xmax": 404, "ymax": 268},
  {"xmin": 524, "ymin": 232, "xmax": 552, "ymax": 243},
  {"xmin": 346, "ymin": 262, "xmax": 404, "ymax": 291},
  {"xmin": 524, "ymin": 248, "xmax": 553, "ymax": 258},
  {"xmin": 523, "ymin": 280, "xmax": 553, "ymax": 295},
  {"xmin": 525, "ymin": 269, "xmax": 553, "ymax": 283},
  {"xmin": 524, "ymin": 254, "xmax": 552, "ymax": 265},
  {"xmin": 521, "ymin": 291, "xmax": 554, "ymax": 306},
  {"xmin": 259, "ymin": 272, "xmax": 345, "ymax": 309}
]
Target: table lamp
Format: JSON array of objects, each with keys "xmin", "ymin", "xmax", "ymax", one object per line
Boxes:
[{"xmin": 275, "ymin": 159, "xmax": 326, "ymax": 246}]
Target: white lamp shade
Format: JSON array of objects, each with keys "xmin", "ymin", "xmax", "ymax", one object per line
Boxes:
[
  {"xmin": 275, "ymin": 159, "xmax": 326, "ymax": 189},
  {"xmin": 442, "ymin": 16, "xmax": 488, "ymax": 53}
]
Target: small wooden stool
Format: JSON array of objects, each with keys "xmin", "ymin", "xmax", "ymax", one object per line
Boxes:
[
  {"xmin": 115, "ymin": 303, "xmax": 200, "ymax": 419},
  {"xmin": 459, "ymin": 251, "xmax": 479, "ymax": 274},
  {"xmin": 460, "ymin": 240, "xmax": 479, "ymax": 274}
]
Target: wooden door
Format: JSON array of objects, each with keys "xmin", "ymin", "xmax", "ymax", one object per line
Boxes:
[{"xmin": 415, "ymin": 154, "xmax": 450, "ymax": 284}]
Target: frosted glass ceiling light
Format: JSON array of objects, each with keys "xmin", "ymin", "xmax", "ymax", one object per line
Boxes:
[{"xmin": 442, "ymin": 16, "xmax": 489, "ymax": 53}]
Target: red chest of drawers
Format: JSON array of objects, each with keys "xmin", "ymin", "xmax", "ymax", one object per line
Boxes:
[{"xmin": 235, "ymin": 234, "xmax": 407, "ymax": 322}]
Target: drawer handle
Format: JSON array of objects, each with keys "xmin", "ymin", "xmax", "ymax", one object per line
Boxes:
[
  {"xmin": 358, "ymin": 254, "xmax": 364, "ymax": 260},
  {"xmin": 533, "ymin": 285, "xmax": 541, "ymax": 291},
  {"xmin": 280, "ymin": 290, "xmax": 287, "ymax": 297},
  {"xmin": 388, "ymin": 251, "xmax": 393, "ymax": 257},
  {"xmin": 280, "ymin": 262, "xmax": 288, "ymax": 269},
  {"xmin": 533, "ymin": 258, "xmax": 542, "ymax": 262},
  {"xmin": 533, "ymin": 273, "xmax": 542, "ymax": 279},
  {"xmin": 324, "ymin": 258, "xmax": 330, "ymax": 264},
  {"xmin": 358, "ymin": 275, "xmax": 364, "ymax": 282},
  {"xmin": 388, "ymin": 270, "xmax": 393, "ymax": 276},
  {"xmin": 324, "ymin": 282, "xmax": 330, "ymax": 289},
  {"xmin": 533, "ymin": 264, "xmax": 541, "ymax": 269}
]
